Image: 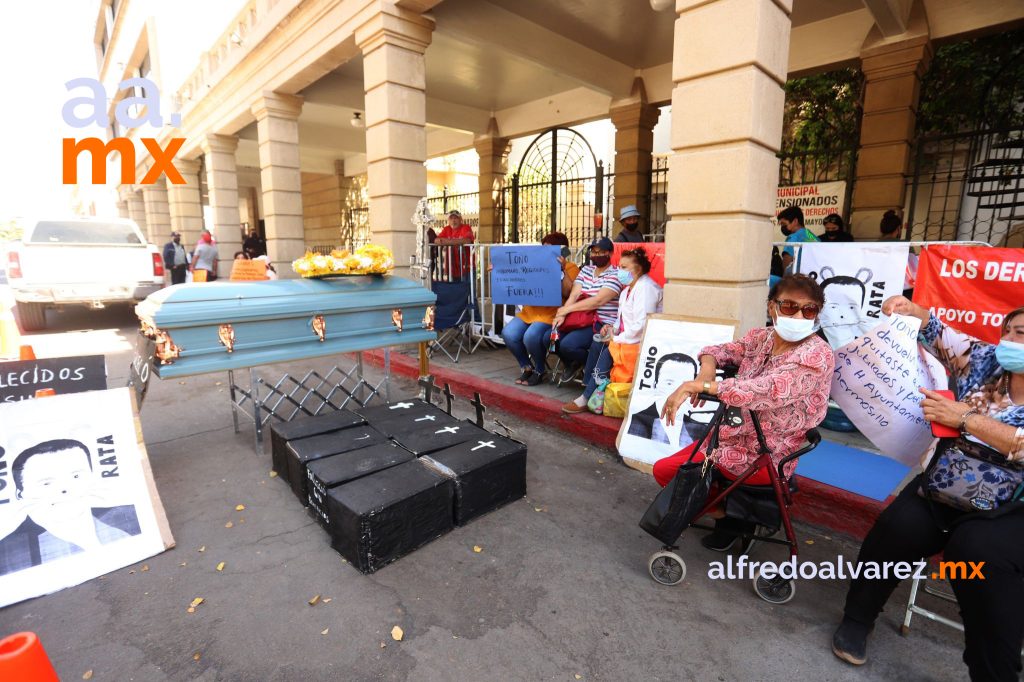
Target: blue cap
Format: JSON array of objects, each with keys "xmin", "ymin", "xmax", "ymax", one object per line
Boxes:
[
  {"xmin": 588, "ymin": 237, "xmax": 614, "ymax": 252},
  {"xmin": 619, "ymin": 205, "xmax": 641, "ymax": 221}
]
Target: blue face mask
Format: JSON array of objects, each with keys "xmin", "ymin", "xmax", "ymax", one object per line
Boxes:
[
  {"xmin": 616, "ymin": 269, "xmax": 634, "ymax": 286},
  {"xmin": 995, "ymin": 340, "xmax": 1024, "ymax": 373}
]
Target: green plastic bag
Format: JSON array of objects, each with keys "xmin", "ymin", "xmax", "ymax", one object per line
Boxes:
[{"xmin": 588, "ymin": 379, "xmax": 610, "ymax": 414}]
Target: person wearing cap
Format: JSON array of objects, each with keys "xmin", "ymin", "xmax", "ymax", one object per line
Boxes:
[
  {"xmin": 553, "ymin": 236, "xmax": 624, "ymax": 412},
  {"xmin": 614, "ymin": 205, "xmax": 645, "ymax": 243},
  {"xmin": 435, "ymin": 210, "xmax": 475, "ymax": 280},
  {"xmin": 820, "ymin": 213, "xmax": 853, "ymax": 242},
  {"xmin": 162, "ymin": 231, "xmax": 188, "ymax": 285}
]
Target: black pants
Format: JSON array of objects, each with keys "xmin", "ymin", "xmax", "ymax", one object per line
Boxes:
[
  {"xmin": 170, "ymin": 265, "xmax": 187, "ymax": 285},
  {"xmin": 844, "ymin": 474, "xmax": 1024, "ymax": 681}
]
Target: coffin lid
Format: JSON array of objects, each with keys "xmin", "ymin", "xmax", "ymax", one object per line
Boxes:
[{"xmin": 137, "ymin": 276, "xmax": 434, "ymax": 325}]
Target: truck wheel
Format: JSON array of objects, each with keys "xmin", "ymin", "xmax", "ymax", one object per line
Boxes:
[{"xmin": 16, "ymin": 302, "xmax": 47, "ymax": 332}]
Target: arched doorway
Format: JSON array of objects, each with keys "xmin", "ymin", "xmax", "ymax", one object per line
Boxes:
[{"xmin": 505, "ymin": 127, "xmax": 607, "ymax": 245}]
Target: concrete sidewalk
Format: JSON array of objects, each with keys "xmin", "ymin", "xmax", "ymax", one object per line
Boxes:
[{"xmin": 0, "ymin": 305, "xmax": 963, "ymax": 681}]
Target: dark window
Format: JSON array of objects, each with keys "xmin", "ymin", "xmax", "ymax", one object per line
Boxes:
[{"xmin": 29, "ymin": 221, "xmax": 142, "ymax": 245}]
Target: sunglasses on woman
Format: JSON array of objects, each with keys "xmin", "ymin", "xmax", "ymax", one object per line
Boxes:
[{"xmin": 775, "ymin": 299, "xmax": 820, "ymax": 319}]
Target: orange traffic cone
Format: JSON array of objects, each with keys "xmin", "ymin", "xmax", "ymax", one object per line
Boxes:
[
  {"xmin": 0, "ymin": 632, "xmax": 59, "ymax": 682},
  {"xmin": 0, "ymin": 301, "xmax": 19, "ymax": 359},
  {"xmin": 19, "ymin": 345, "xmax": 35, "ymax": 361}
]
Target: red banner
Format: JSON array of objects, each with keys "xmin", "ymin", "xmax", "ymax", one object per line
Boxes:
[
  {"xmin": 913, "ymin": 245, "xmax": 1024, "ymax": 343},
  {"xmin": 611, "ymin": 242, "xmax": 665, "ymax": 287}
]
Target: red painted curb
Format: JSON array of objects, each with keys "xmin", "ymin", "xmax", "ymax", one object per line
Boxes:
[{"xmin": 363, "ymin": 348, "xmax": 886, "ymax": 541}]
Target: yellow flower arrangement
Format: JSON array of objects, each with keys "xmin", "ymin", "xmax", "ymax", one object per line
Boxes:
[{"xmin": 292, "ymin": 244, "xmax": 395, "ymax": 278}]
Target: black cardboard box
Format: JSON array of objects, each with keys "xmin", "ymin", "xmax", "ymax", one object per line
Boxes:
[
  {"xmin": 269, "ymin": 409, "xmax": 365, "ymax": 480},
  {"xmin": 326, "ymin": 458, "xmax": 454, "ymax": 574},
  {"xmin": 285, "ymin": 425, "xmax": 387, "ymax": 504},
  {"xmin": 307, "ymin": 441, "xmax": 415, "ymax": 530},
  {"xmin": 390, "ymin": 419, "xmax": 490, "ymax": 456},
  {"xmin": 421, "ymin": 435, "xmax": 527, "ymax": 526}
]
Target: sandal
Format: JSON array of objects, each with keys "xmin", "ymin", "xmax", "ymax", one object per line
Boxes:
[
  {"xmin": 524, "ymin": 372, "xmax": 546, "ymax": 387},
  {"xmin": 515, "ymin": 369, "xmax": 534, "ymax": 385}
]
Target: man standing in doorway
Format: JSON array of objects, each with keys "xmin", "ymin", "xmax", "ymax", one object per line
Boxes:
[
  {"xmin": 614, "ymin": 205, "xmax": 645, "ymax": 243},
  {"xmin": 435, "ymin": 210, "xmax": 475, "ymax": 280},
  {"xmin": 162, "ymin": 231, "xmax": 188, "ymax": 285}
]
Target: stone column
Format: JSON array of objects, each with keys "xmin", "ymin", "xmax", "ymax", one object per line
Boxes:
[
  {"xmin": 356, "ymin": 7, "xmax": 433, "ymax": 274},
  {"xmin": 126, "ymin": 189, "xmax": 149, "ymax": 242},
  {"xmin": 849, "ymin": 35, "xmax": 932, "ymax": 239},
  {"xmin": 166, "ymin": 158, "xmax": 204, "ymax": 252},
  {"xmin": 610, "ymin": 78, "xmax": 660, "ymax": 232},
  {"xmin": 141, "ymin": 181, "xmax": 172, "ymax": 247},
  {"xmin": 664, "ymin": 0, "xmax": 790, "ymax": 334},
  {"xmin": 474, "ymin": 118, "xmax": 510, "ymax": 244},
  {"xmin": 202, "ymin": 134, "xmax": 244, "ymax": 276},
  {"xmin": 116, "ymin": 199, "xmax": 129, "ymax": 219},
  {"xmin": 251, "ymin": 92, "xmax": 305, "ymax": 277}
]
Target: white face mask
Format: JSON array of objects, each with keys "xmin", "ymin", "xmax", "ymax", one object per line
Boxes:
[{"xmin": 773, "ymin": 314, "xmax": 817, "ymax": 342}]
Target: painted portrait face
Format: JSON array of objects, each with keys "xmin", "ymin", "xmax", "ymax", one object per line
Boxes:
[
  {"xmin": 18, "ymin": 447, "xmax": 93, "ymax": 517},
  {"xmin": 655, "ymin": 358, "xmax": 695, "ymax": 393}
]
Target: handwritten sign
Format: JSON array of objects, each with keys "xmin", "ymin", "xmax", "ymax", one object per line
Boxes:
[
  {"xmin": 830, "ymin": 314, "xmax": 945, "ymax": 466},
  {"xmin": 0, "ymin": 355, "xmax": 107, "ymax": 403},
  {"xmin": 229, "ymin": 259, "xmax": 268, "ymax": 281},
  {"xmin": 490, "ymin": 245, "xmax": 562, "ymax": 306}
]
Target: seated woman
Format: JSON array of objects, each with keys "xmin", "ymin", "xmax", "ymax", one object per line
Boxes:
[
  {"xmin": 833, "ymin": 299, "xmax": 1024, "ymax": 680},
  {"xmin": 552, "ymin": 237, "xmax": 624, "ymax": 398},
  {"xmin": 567, "ymin": 246, "xmax": 663, "ymax": 413},
  {"xmin": 653, "ymin": 274, "xmax": 834, "ymax": 551},
  {"xmin": 501, "ymin": 232, "xmax": 579, "ymax": 386}
]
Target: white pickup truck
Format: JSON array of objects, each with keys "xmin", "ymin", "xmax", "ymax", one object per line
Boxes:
[{"xmin": 6, "ymin": 218, "xmax": 165, "ymax": 331}]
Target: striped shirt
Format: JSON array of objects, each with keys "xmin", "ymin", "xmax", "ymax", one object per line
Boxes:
[{"xmin": 575, "ymin": 264, "xmax": 624, "ymax": 325}]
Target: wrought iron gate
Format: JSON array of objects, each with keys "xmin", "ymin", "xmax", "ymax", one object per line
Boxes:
[{"xmin": 502, "ymin": 127, "xmax": 612, "ymax": 246}]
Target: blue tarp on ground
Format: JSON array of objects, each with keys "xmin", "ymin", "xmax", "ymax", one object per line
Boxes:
[{"xmin": 797, "ymin": 440, "xmax": 911, "ymax": 502}]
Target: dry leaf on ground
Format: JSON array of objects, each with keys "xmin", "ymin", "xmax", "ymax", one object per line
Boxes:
[
  {"xmin": 216, "ymin": 562, "xmax": 225, "ymax": 572},
  {"xmin": 235, "ymin": 504, "xmax": 245, "ymax": 511},
  {"xmin": 308, "ymin": 594, "xmax": 321, "ymax": 606},
  {"xmin": 198, "ymin": 546, "xmax": 206, "ymax": 552},
  {"xmin": 225, "ymin": 521, "xmax": 234, "ymax": 528},
  {"xmin": 391, "ymin": 625, "xmax": 404, "ymax": 641},
  {"xmin": 473, "ymin": 546, "xmax": 482, "ymax": 553},
  {"xmin": 321, "ymin": 628, "xmax": 329, "ymax": 635},
  {"xmin": 83, "ymin": 671, "xmax": 93, "ymax": 680},
  {"xmin": 269, "ymin": 471, "xmax": 278, "ymax": 478},
  {"xmin": 193, "ymin": 652, "xmax": 201, "ymax": 661}
]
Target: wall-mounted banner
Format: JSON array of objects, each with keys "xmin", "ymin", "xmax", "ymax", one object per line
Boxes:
[
  {"xmin": 830, "ymin": 314, "xmax": 945, "ymax": 466},
  {"xmin": 611, "ymin": 242, "xmax": 665, "ymax": 287},
  {"xmin": 616, "ymin": 317, "xmax": 735, "ymax": 468},
  {"xmin": 913, "ymin": 244, "xmax": 1024, "ymax": 344},
  {"xmin": 0, "ymin": 387, "xmax": 174, "ymax": 607},
  {"xmin": 490, "ymin": 245, "xmax": 562, "ymax": 306},
  {"xmin": 771, "ymin": 181, "xmax": 846, "ymax": 229},
  {"xmin": 0, "ymin": 355, "xmax": 107, "ymax": 403},
  {"xmin": 800, "ymin": 243, "xmax": 910, "ymax": 349}
]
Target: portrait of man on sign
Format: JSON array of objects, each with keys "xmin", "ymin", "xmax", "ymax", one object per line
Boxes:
[{"xmin": 0, "ymin": 439, "xmax": 141, "ymax": 576}]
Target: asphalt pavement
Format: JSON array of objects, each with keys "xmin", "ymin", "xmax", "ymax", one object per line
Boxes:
[{"xmin": 0, "ymin": 302, "xmax": 966, "ymax": 681}]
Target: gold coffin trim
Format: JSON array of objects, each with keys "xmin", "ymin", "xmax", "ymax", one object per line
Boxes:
[
  {"xmin": 422, "ymin": 305, "xmax": 435, "ymax": 331},
  {"xmin": 154, "ymin": 329, "xmax": 181, "ymax": 365},
  {"xmin": 218, "ymin": 324, "xmax": 235, "ymax": 353},
  {"xmin": 312, "ymin": 314, "xmax": 326, "ymax": 342},
  {"xmin": 392, "ymin": 308, "xmax": 403, "ymax": 333}
]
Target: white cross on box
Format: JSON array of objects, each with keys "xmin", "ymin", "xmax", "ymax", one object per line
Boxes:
[
  {"xmin": 471, "ymin": 440, "xmax": 495, "ymax": 451},
  {"xmin": 414, "ymin": 415, "xmax": 436, "ymax": 422},
  {"xmin": 390, "ymin": 401, "xmax": 414, "ymax": 410},
  {"xmin": 435, "ymin": 426, "xmax": 460, "ymax": 434}
]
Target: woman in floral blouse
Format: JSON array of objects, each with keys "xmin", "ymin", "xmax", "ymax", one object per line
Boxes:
[
  {"xmin": 833, "ymin": 299, "xmax": 1024, "ymax": 681},
  {"xmin": 655, "ymin": 274, "xmax": 835, "ymax": 552}
]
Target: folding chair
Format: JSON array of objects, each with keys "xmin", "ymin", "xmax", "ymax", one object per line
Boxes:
[{"xmin": 429, "ymin": 279, "xmax": 472, "ymax": 363}]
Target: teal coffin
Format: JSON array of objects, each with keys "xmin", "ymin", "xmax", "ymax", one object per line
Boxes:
[{"xmin": 135, "ymin": 276, "xmax": 436, "ymax": 378}]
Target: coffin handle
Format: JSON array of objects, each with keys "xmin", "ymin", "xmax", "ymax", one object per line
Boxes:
[{"xmin": 311, "ymin": 314, "xmax": 326, "ymax": 342}]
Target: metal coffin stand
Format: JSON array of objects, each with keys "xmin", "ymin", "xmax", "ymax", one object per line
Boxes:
[{"xmin": 135, "ymin": 276, "xmax": 436, "ymax": 452}]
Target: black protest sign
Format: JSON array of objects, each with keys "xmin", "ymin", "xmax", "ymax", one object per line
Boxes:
[
  {"xmin": 0, "ymin": 355, "xmax": 107, "ymax": 402},
  {"xmin": 127, "ymin": 333, "xmax": 156, "ymax": 408}
]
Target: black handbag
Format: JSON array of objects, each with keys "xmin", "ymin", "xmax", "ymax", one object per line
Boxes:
[{"xmin": 639, "ymin": 458, "xmax": 715, "ymax": 545}]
